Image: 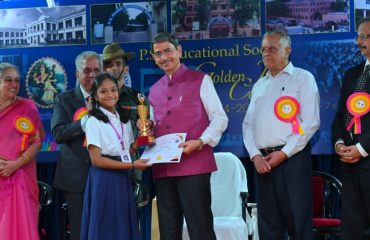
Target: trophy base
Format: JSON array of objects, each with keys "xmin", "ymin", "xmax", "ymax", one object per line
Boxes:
[{"xmin": 137, "ymin": 135, "xmax": 156, "ymax": 147}]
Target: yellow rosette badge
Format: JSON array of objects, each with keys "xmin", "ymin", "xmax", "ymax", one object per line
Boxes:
[
  {"xmin": 73, "ymin": 107, "xmax": 88, "ymax": 121},
  {"xmin": 346, "ymin": 92, "xmax": 370, "ymax": 134},
  {"xmin": 13, "ymin": 116, "xmax": 35, "ymax": 151},
  {"xmin": 274, "ymin": 96, "xmax": 304, "ymax": 135},
  {"xmin": 73, "ymin": 107, "xmax": 88, "ymax": 147}
]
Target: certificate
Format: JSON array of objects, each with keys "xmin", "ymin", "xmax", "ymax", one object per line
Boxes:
[{"xmin": 140, "ymin": 133, "xmax": 186, "ymax": 164}]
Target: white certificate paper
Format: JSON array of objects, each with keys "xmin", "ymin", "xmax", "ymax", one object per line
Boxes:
[{"xmin": 140, "ymin": 133, "xmax": 187, "ymax": 164}]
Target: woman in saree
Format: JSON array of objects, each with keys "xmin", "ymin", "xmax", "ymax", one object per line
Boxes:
[{"xmin": 0, "ymin": 62, "xmax": 45, "ymax": 240}]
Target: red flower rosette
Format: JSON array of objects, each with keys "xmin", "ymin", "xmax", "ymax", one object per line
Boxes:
[
  {"xmin": 346, "ymin": 92, "xmax": 370, "ymax": 134},
  {"xmin": 13, "ymin": 115, "xmax": 36, "ymax": 151},
  {"xmin": 274, "ymin": 96, "xmax": 304, "ymax": 135}
]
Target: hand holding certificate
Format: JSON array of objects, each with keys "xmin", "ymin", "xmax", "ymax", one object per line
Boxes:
[{"xmin": 140, "ymin": 133, "xmax": 186, "ymax": 164}]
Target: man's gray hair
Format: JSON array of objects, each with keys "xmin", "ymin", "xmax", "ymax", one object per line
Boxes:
[
  {"xmin": 263, "ymin": 28, "xmax": 292, "ymax": 49},
  {"xmin": 75, "ymin": 51, "xmax": 102, "ymax": 71}
]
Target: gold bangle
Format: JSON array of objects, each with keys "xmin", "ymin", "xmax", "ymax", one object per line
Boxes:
[{"xmin": 22, "ymin": 153, "xmax": 30, "ymax": 164}]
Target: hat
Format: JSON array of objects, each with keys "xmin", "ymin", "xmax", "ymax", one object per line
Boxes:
[{"xmin": 102, "ymin": 43, "xmax": 135, "ymax": 63}]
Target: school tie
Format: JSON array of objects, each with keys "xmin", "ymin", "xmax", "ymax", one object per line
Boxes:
[{"xmin": 345, "ymin": 65, "xmax": 370, "ymax": 131}]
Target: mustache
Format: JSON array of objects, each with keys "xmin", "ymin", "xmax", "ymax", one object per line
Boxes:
[
  {"xmin": 160, "ymin": 59, "xmax": 170, "ymax": 65},
  {"xmin": 358, "ymin": 45, "xmax": 367, "ymax": 50}
]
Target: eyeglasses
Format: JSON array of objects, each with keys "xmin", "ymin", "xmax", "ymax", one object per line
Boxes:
[
  {"xmin": 152, "ymin": 48, "xmax": 175, "ymax": 59},
  {"xmin": 355, "ymin": 34, "xmax": 370, "ymax": 41},
  {"xmin": 82, "ymin": 67, "xmax": 100, "ymax": 75},
  {"xmin": 261, "ymin": 46, "xmax": 279, "ymax": 54}
]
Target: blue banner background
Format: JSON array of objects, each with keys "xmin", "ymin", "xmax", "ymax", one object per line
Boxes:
[{"xmin": 0, "ymin": 0, "xmax": 362, "ymax": 161}]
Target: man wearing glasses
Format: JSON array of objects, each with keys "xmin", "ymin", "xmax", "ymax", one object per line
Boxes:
[
  {"xmin": 51, "ymin": 51, "xmax": 102, "ymax": 240},
  {"xmin": 243, "ymin": 29, "xmax": 320, "ymax": 239},
  {"xmin": 146, "ymin": 32, "xmax": 228, "ymax": 240},
  {"xmin": 332, "ymin": 18, "xmax": 370, "ymax": 239}
]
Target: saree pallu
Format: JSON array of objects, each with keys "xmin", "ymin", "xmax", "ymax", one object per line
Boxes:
[{"xmin": 0, "ymin": 98, "xmax": 44, "ymax": 240}]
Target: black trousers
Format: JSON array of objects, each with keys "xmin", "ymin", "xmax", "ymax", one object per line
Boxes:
[
  {"xmin": 342, "ymin": 164, "xmax": 370, "ymax": 240},
  {"xmin": 256, "ymin": 145, "xmax": 313, "ymax": 240},
  {"xmin": 64, "ymin": 191, "xmax": 84, "ymax": 240},
  {"xmin": 155, "ymin": 173, "xmax": 216, "ymax": 240}
]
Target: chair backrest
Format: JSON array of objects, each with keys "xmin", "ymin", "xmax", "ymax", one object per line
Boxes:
[
  {"xmin": 312, "ymin": 175, "xmax": 324, "ymax": 218},
  {"xmin": 211, "ymin": 152, "xmax": 248, "ymax": 218},
  {"xmin": 312, "ymin": 171, "xmax": 342, "ymax": 219},
  {"xmin": 38, "ymin": 181, "xmax": 54, "ymax": 210},
  {"xmin": 37, "ymin": 181, "xmax": 54, "ymax": 239},
  {"xmin": 133, "ymin": 178, "xmax": 149, "ymax": 208}
]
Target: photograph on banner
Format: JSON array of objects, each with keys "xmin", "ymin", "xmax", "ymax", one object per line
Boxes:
[
  {"xmin": 171, "ymin": 0, "xmax": 261, "ymax": 40},
  {"xmin": 355, "ymin": 0, "xmax": 370, "ymax": 28},
  {"xmin": 0, "ymin": 5, "xmax": 86, "ymax": 48},
  {"xmin": 266, "ymin": 0, "xmax": 349, "ymax": 34},
  {"xmin": 25, "ymin": 57, "xmax": 68, "ymax": 108},
  {"xmin": 90, "ymin": 2, "xmax": 167, "ymax": 44}
]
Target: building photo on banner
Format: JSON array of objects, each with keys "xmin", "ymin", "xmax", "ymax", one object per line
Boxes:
[
  {"xmin": 0, "ymin": 0, "xmax": 360, "ymax": 160},
  {"xmin": 0, "ymin": 0, "xmax": 366, "ymax": 239}
]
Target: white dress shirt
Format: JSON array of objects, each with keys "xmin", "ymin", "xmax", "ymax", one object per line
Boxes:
[
  {"xmin": 151, "ymin": 74, "xmax": 228, "ymax": 147},
  {"xmin": 242, "ymin": 62, "xmax": 320, "ymax": 158},
  {"xmin": 86, "ymin": 107, "xmax": 134, "ymax": 156}
]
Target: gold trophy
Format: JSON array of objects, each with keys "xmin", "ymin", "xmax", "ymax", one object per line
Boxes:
[{"xmin": 137, "ymin": 93, "xmax": 155, "ymax": 146}]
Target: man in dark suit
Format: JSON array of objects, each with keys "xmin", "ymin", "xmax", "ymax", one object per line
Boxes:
[
  {"xmin": 332, "ymin": 18, "xmax": 370, "ymax": 240},
  {"xmin": 51, "ymin": 51, "xmax": 102, "ymax": 240}
]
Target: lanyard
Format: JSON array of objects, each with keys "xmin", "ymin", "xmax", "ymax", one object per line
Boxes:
[{"xmin": 108, "ymin": 121, "xmax": 125, "ymax": 150}]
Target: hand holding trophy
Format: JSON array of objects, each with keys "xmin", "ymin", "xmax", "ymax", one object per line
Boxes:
[{"xmin": 137, "ymin": 93, "xmax": 155, "ymax": 146}]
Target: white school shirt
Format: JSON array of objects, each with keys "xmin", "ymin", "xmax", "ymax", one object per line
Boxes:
[
  {"xmin": 86, "ymin": 107, "xmax": 134, "ymax": 156},
  {"xmin": 242, "ymin": 62, "xmax": 320, "ymax": 158}
]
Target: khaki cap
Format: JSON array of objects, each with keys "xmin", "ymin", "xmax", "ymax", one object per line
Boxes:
[{"xmin": 102, "ymin": 43, "xmax": 135, "ymax": 63}]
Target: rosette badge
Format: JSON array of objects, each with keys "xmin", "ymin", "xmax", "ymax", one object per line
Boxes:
[
  {"xmin": 73, "ymin": 107, "xmax": 88, "ymax": 146},
  {"xmin": 13, "ymin": 116, "xmax": 36, "ymax": 151},
  {"xmin": 346, "ymin": 92, "xmax": 370, "ymax": 134},
  {"xmin": 274, "ymin": 96, "xmax": 304, "ymax": 135}
]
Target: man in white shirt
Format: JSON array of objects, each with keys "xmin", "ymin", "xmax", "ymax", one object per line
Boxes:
[{"xmin": 242, "ymin": 29, "xmax": 320, "ymax": 240}]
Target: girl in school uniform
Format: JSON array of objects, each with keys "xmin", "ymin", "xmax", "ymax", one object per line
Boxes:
[{"xmin": 81, "ymin": 72, "xmax": 150, "ymax": 240}]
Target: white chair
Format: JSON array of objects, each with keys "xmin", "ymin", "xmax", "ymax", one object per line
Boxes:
[{"xmin": 183, "ymin": 152, "xmax": 253, "ymax": 240}]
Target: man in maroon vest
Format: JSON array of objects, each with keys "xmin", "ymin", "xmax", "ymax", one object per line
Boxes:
[{"xmin": 148, "ymin": 32, "xmax": 228, "ymax": 240}]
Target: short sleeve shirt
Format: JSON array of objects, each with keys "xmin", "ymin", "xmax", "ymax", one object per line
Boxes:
[{"xmin": 86, "ymin": 107, "xmax": 134, "ymax": 156}]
